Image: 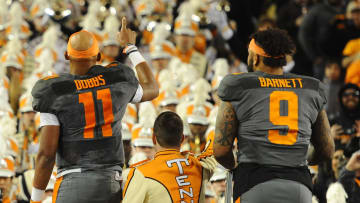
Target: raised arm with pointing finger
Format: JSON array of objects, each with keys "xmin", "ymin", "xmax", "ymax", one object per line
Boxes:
[
  {"xmin": 117, "ymin": 17, "xmax": 159, "ymax": 101},
  {"xmin": 30, "ymin": 17, "xmax": 158, "ymax": 203}
]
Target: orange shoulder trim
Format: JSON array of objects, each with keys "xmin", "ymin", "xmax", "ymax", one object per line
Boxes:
[
  {"xmin": 42, "ymin": 75, "xmax": 59, "ymax": 80},
  {"xmin": 129, "ymin": 159, "xmax": 151, "ymax": 168},
  {"xmin": 232, "ymin": 72, "xmax": 245, "ymax": 75},
  {"xmin": 123, "ymin": 168, "xmax": 136, "ymax": 198}
]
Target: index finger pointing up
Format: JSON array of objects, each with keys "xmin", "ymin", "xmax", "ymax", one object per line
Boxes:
[{"xmin": 121, "ymin": 17, "xmax": 127, "ymax": 31}]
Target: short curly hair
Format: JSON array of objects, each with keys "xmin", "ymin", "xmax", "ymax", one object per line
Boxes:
[{"xmin": 250, "ymin": 28, "xmax": 296, "ymax": 68}]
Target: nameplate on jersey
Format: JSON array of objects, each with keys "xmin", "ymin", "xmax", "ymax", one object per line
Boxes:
[
  {"xmin": 258, "ymin": 77, "xmax": 303, "ymax": 88},
  {"xmin": 74, "ymin": 75, "xmax": 106, "ymax": 90},
  {"xmin": 166, "ymin": 159, "xmax": 195, "ymax": 202}
]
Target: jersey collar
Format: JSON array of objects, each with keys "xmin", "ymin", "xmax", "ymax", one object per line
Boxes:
[{"xmin": 155, "ymin": 149, "xmax": 180, "ymax": 158}]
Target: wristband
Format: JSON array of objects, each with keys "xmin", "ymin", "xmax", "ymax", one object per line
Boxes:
[
  {"xmin": 123, "ymin": 44, "xmax": 137, "ymax": 55},
  {"xmin": 128, "ymin": 51, "xmax": 146, "ymax": 67},
  {"xmin": 123, "ymin": 45, "xmax": 146, "ymax": 67},
  {"xmin": 31, "ymin": 187, "xmax": 44, "ymax": 202}
]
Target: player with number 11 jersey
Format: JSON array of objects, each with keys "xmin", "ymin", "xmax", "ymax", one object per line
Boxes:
[{"xmin": 30, "ymin": 18, "xmax": 159, "ymax": 203}]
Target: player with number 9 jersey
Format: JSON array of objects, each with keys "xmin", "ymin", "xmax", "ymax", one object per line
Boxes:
[
  {"xmin": 218, "ymin": 72, "xmax": 326, "ymax": 167},
  {"xmin": 213, "ymin": 29, "xmax": 334, "ymax": 203}
]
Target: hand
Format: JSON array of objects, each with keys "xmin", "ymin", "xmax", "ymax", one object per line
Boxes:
[
  {"xmin": 345, "ymin": 152, "xmax": 360, "ymax": 171},
  {"xmin": 199, "ymin": 156, "xmax": 218, "ymax": 171},
  {"xmin": 117, "ymin": 17, "xmax": 137, "ymax": 47},
  {"xmin": 330, "ymin": 124, "xmax": 344, "ymax": 139}
]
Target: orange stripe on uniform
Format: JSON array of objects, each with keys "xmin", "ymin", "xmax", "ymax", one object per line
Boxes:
[
  {"xmin": 355, "ymin": 178, "xmax": 360, "ymax": 187},
  {"xmin": 235, "ymin": 197, "xmax": 241, "ymax": 203},
  {"xmin": 52, "ymin": 176, "xmax": 63, "ymax": 203},
  {"xmin": 79, "ymin": 92, "xmax": 96, "ymax": 139},
  {"xmin": 97, "ymin": 88, "xmax": 114, "ymax": 137},
  {"xmin": 123, "ymin": 168, "xmax": 136, "ymax": 198}
]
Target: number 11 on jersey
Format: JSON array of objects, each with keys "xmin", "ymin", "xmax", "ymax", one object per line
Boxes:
[{"xmin": 78, "ymin": 88, "xmax": 114, "ymax": 139}]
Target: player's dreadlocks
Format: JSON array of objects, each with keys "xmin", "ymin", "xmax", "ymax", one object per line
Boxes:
[{"xmin": 251, "ymin": 28, "xmax": 296, "ymax": 68}]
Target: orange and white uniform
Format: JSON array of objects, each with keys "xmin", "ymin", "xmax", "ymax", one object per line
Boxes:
[
  {"xmin": 173, "ymin": 48, "xmax": 207, "ymax": 78},
  {"xmin": 172, "ymin": 3, "xmax": 208, "ymax": 78},
  {"xmin": 123, "ymin": 103, "xmax": 138, "ymax": 125},
  {"xmin": 0, "ymin": 156, "xmax": 17, "ymax": 203},
  {"xmin": 123, "ymin": 149, "xmax": 216, "ymax": 203}
]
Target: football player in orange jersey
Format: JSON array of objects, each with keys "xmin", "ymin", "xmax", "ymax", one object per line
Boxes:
[{"xmin": 123, "ymin": 111, "xmax": 216, "ymax": 203}]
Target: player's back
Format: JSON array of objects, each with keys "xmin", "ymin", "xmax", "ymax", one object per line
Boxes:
[
  {"xmin": 123, "ymin": 150, "xmax": 211, "ymax": 203},
  {"xmin": 218, "ymin": 71, "xmax": 326, "ymax": 167},
  {"xmin": 32, "ymin": 63, "xmax": 139, "ymax": 172}
]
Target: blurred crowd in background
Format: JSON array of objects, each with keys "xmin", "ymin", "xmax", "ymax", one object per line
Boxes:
[{"xmin": 0, "ymin": 0, "xmax": 359, "ymax": 203}]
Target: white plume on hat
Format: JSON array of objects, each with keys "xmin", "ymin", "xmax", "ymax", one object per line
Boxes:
[
  {"xmin": 81, "ymin": 1, "xmax": 102, "ymax": 33},
  {"xmin": 211, "ymin": 58, "xmax": 229, "ymax": 90},
  {"xmin": 132, "ymin": 102, "xmax": 155, "ymax": 147},
  {"xmin": 213, "ymin": 58, "xmax": 229, "ymax": 76},
  {"xmin": 38, "ymin": 26, "xmax": 59, "ymax": 50},
  {"xmin": 134, "ymin": 0, "xmax": 155, "ymax": 18},
  {"xmin": 152, "ymin": 22, "xmax": 171, "ymax": 45},
  {"xmin": 37, "ymin": 49, "xmax": 55, "ymax": 73},
  {"xmin": 186, "ymin": 79, "xmax": 212, "ymax": 125},
  {"xmin": 175, "ymin": 1, "xmax": 199, "ymax": 36},
  {"xmin": 122, "ymin": 122, "xmax": 132, "ymax": 141},
  {"xmin": 150, "ymin": 23, "xmax": 174, "ymax": 60},
  {"xmin": 104, "ymin": 15, "xmax": 120, "ymax": 33},
  {"xmin": 30, "ymin": 0, "xmax": 50, "ymax": 17},
  {"xmin": 81, "ymin": 14, "xmax": 101, "ymax": 32},
  {"xmin": 177, "ymin": 63, "xmax": 200, "ymax": 86},
  {"xmin": 326, "ymin": 182, "xmax": 348, "ymax": 203},
  {"xmin": 87, "ymin": 0, "xmax": 102, "ymax": 15},
  {"xmin": 160, "ymin": 79, "xmax": 177, "ymax": 93},
  {"xmin": 1, "ymin": 36, "xmax": 24, "ymax": 69},
  {"xmin": 0, "ymin": 116, "xmax": 17, "ymax": 138},
  {"xmin": 0, "ymin": 0, "xmax": 8, "ymax": 26},
  {"xmin": 138, "ymin": 102, "xmax": 157, "ymax": 128},
  {"xmin": 177, "ymin": 1, "xmax": 195, "ymax": 19},
  {"xmin": 9, "ymin": 2, "xmax": 24, "ymax": 27},
  {"xmin": 102, "ymin": 15, "xmax": 120, "ymax": 46},
  {"xmin": 24, "ymin": 50, "xmax": 55, "ymax": 93},
  {"xmin": 176, "ymin": 101, "xmax": 188, "ymax": 121},
  {"xmin": 5, "ymin": 37, "xmax": 23, "ymax": 56},
  {"xmin": 193, "ymin": 78, "xmax": 211, "ymax": 101},
  {"xmin": 159, "ymin": 80, "xmax": 180, "ymax": 107}
]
